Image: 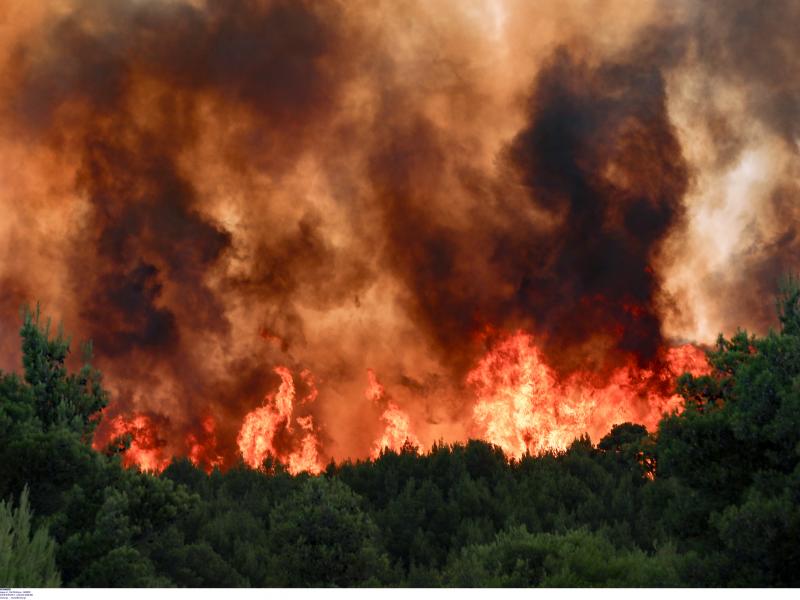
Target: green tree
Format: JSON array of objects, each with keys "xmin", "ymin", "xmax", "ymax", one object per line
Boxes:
[
  {"xmin": 75, "ymin": 546, "xmax": 169, "ymax": 587},
  {"xmin": 266, "ymin": 477, "xmax": 392, "ymax": 586},
  {"xmin": 20, "ymin": 306, "xmax": 107, "ymax": 441},
  {"xmin": 651, "ymin": 276, "xmax": 800, "ymax": 584},
  {"xmin": 443, "ymin": 527, "xmax": 684, "ymax": 587},
  {"xmin": 0, "ymin": 486, "xmax": 61, "ymax": 587}
]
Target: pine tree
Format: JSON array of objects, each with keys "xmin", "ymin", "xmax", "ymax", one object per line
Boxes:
[
  {"xmin": 0, "ymin": 486, "xmax": 61, "ymax": 587},
  {"xmin": 20, "ymin": 306, "xmax": 107, "ymax": 442}
]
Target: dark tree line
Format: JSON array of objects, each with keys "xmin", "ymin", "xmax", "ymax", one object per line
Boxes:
[{"xmin": 2, "ymin": 285, "xmax": 800, "ymax": 587}]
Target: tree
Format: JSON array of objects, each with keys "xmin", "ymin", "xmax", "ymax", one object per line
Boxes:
[
  {"xmin": 20, "ymin": 306, "xmax": 107, "ymax": 441},
  {"xmin": 443, "ymin": 526, "xmax": 683, "ymax": 587},
  {"xmin": 266, "ymin": 477, "xmax": 392, "ymax": 586},
  {"xmin": 598, "ymin": 423, "xmax": 648, "ymax": 453},
  {"xmin": 651, "ymin": 276, "xmax": 800, "ymax": 584},
  {"xmin": 0, "ymin": 486, "xmax": 61, "ymax": 587},
  {"xmin": 74, "ymin": 546, "xmax": 169, "ymax": 587}
]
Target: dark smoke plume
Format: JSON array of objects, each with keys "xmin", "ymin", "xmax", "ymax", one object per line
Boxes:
[{"xmin": 0, "ymin": 0, "xmax": 798, "ymax": 465}]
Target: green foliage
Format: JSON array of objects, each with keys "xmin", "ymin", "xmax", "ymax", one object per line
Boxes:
[
  {"xmin": 712, "ymin": 487, "xmax": 800, "ymax": 586},
  {"xmin": 20, "ymin": 306, "xmax": 107, "ymax": 440},
  {"xmin": 266, "ymin": 477, "xmax": 392, "ymax": 586},
  {"xmin": 0, "ymin": 487, "xmax": 61, "ymax": 587},
  {"xmin": 74, "ymin": 547, "xmax": 169, "ymax": 587},
  {"xmin": 443, "ymin": 527, "xmax": 684, "ymax": 587},
  {"xmin": 777, "ymin": 275, "xmax": 800, "ymax": 337},
  {"xmin": 651, "ymin": 277, "xmax": 800, "ymax": 583}
]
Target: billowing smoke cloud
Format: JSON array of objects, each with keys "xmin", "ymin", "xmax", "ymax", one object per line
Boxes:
[
  {"xmin": 372, "ymin": 40, "xmax": 689, "ymax": 377},
  {"xmin": 0, "ymin": 0, "xmax": 797, "ymax": 466}
]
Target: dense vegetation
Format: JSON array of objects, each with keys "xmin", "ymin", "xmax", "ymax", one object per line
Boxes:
[{"xmin": 2, "ymin": 287, "xmax": 800, "ymax": 587}]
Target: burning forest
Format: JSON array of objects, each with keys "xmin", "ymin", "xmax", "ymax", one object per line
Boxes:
[{"xmin": 0, "ymin": 0, "xmax": 799, "ymax": 474}]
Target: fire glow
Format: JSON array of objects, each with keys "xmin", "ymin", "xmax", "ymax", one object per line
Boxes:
[
  {"xmin": 366, "ymin": 368, "xmax": 421, "ymax": 459},
  {"xmin": 237, "ymin": 367, "xmax": 323, "ymax": 475},
  {"xmin": 96, "ymin": 414, "xmax": 171, "ymax": 474},
  {"xmin": 96, "ymin": 332, "xmax": 709, "ymax": 472},
  {"xmin": 468, "ymin": 332, "xmax": 709, "ymax": 458},
  {"xmin": 1, "ymin": 0, "xmax": 792, "ymax": 475}
]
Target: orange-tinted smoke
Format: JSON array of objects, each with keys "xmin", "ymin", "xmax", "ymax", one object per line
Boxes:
[{"xmin": 0, "ymin": 1, "xmax": 798, "ymax": 470}]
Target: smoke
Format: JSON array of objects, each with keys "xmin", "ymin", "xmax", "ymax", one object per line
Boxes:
[
  {"xmin": 372, "ymin": 40, "xmax": 690, "ymax": 377},
  {"xmin": 0, "ymin": 0, "xmax": 797, "ymax": 466}
]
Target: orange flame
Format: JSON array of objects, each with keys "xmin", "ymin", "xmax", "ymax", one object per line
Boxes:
[
  {"xmin": 237, "ymin": 366, "xmax": 323, "ymax": 474},
  {"xmin": 186, "ymin": 416, "xmax": 223, "ymax": 472},
  {"xmin": 366, "ymin": 369, "xmax": 420, "ymax": 458},
  {"xmin": 101, "ymin": 414, "xmax": 171, "ymax": 473},
  {"xmin": 468, "ymin": 331, "xmax": 709, "ymax": 458},
  {"xmin": 94, "ymin": 339, "xmax": 708, "ymax": 472}
]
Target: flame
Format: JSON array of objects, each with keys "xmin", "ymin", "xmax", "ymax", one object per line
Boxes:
[
  {"xmin": 288, "ymin": 415, "xmax": 324, "ymax": 475},
  {"xmin": 663, "ymin": 343, "xmax": 711, "ymax": 378},
  {"xmin": 100, "ymin": 414, "xmax": 171, "ymax": 473},
  {"xmin": 186, "ymin": 416, "xmax": 223, "ymax": 473},
  {"xmin": 93, "ymin": 340, "xmax": 708, "ymax": 472},
  {"xmin": 365, "ymin": 369, "xmax": 386, "ymax": 404},
  {"xmin": 468, "ymin": 331, "xmax": 710, "ymax": 458},
  {"xmin": 366, "ymin": 369, "xmax": 421, "ymax": 458},
  {"xmin": 237, "ymin": 366, "xmax": 323, "ymax": 474},
  {"xmin": 93, "ymin": 339, "xmax": 707, "ymax": 472},
  {"xmin": 372, "ymin": 404, "xmax": 421, "ymax": 458}
]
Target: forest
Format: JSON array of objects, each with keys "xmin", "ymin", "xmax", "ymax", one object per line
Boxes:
[{"xmin": 2, "ymin": 286, "xmax": 800, "ymax": 587}]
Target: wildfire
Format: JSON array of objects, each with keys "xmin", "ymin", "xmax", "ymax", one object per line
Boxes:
[
  {"xmin": 99, "ymin": 414, "xmax": 171, "ymax": 473},
  {"xmin": 468, "ymin": 331, "xmax": 710, "ymax": 458},
  {"xmin": 91, "ymin": 336, "xmax": 708, "ymax": 474},
  {"xmin": 236, "ymin": 366, "xmax": 323, "ymax": 474},
  {"xmin": 186, "ymin": 416, "xmax": 223, "ymax": 473},
  {"xmin": 366, "ymin": 369, "xmax": 421, "ymax": 458},
  {"xmin": 3, "ymin": 0, "xmax": 793, "ymax": 484}
]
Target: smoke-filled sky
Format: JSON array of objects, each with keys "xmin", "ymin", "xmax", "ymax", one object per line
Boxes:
[{"xmin": 0, "ymin": 0, "xmax": 797, "ymax": 465}]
